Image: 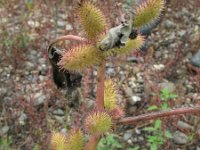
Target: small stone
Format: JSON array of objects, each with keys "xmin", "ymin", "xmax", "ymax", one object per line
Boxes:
[
  {"xmin": 159, "ymin": 81, "xmax": 176, "ymax": 92},
  {"xmin": 123, "ymin": 130, "xmax": 133, "ymax": 140},
  {"xmin": 177, "ymin": 121, "xmax": 194, "ymax": 130},
  {"xmin": 155, "ymin": 51, "xmax": 162, "ymax": 59},
  {"xmin": 127, "ymin": 139, "xmax": 133, "ymax": 145},
  {"xmin": 135, "ymin": 128, "xmax": 141, "ymax": 135},
  {"xmin": 54, "ymin": 116, "xmax": 65, "ymax": 123},
  {"xmin": 153, "ymin": 64, "xmax": 165, "ymax": 70},
  {"xmin": 138, "ymin": 136, "xmax": 144, "ymax": 141},
  {"xmin": 0, "ymin": 126, "xmax": 9, "ymax": 136},
  {"xmin": 124, "ymin": 87, "xmax": 133, "ymax": 97},
  {"xmin": 57, "ymin": 20, "xmax": 65, "ymax": 27},
  {"xmin": 60, "ymin": 128, "xmax": 67, "ymax": 134},
  {"xmin": 164, "ymin": 20, "xmax": 175, "ymax": 29},
  {"xmin": 53, "ymin": 109, "xmax": 64, "ymax": 116},
  {"xmin": 66, "ymin": 24, "xmax": 73, "ymax": 31},
  {"xmin": 38, "ymin": 58, "xmax": 46, "ymax": 64},
  {"xmin": 85, "ymin": 99, "xmax": 95, "ymax": 110},
  {"xmin": 18, "ymin": 112, "xmax": 27, "ymax": 125},
  {"xmin": 131, "ymin": 96, "xmax": 141, "ymax": 103},
  {"xmin": 107, "ymin": 68, "xmax": 115, "ymax": 76},
  {"xmin": 173, "ymin": 131, "xmax": 188, "ymax": 145},
  {"xmin": 178, "ymin": 30, "xmax": 186, "ymax": 37},
  {"xmin": 34, "ymin": 92, "xmax": 46, "ymax": 106},
  {"xmin": 191, "ymin": 50, "xmax": 200, "ymax": 67},
  {"xmin": 26, "ymin": 62, "xmax": 35, "ymax": 69},
  {"xmin": 127, "ymin": 56, "xmax": 138, "ymax": 62}
]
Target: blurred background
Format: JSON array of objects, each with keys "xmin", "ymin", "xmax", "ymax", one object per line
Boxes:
[{"xmin": 0, "ymin": 0, "xmax": 200, "ymax": 149}]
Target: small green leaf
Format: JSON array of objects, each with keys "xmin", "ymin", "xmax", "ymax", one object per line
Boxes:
[
  {"xmin": 165, "ymin": 130, "xmax": 172, "ymax": 139},
  {"xmin": 128, "ymin": 146, "xmax": 139, "ymax": 150},
  {"xmin": 148, "ymin": 105, "xmax": 159, "ymax": 111},
  {"xmin": 150, "ymin": 143, "xmax": 158, "ymax": 150},
  {"xmin": 148, "ymin": 135, "xmax": 158, "ymax": 142},
  {"xmin": 154, "ymin": 119, "xmax": 161, "ymax": 129},
  {"xmin": 143, "ymin": 127, "xmax": 156, "ymax": 132},
  {"xmin": 168, "ymin": 94, "xmax": 178, "ymax": 99},
  {"xmin": 161, "ymin": 103, "xmax": 168, "ymax": 111}
]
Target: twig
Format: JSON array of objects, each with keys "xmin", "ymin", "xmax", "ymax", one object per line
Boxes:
[{"xmin": 119, "ymin": 107, "xmax": 200, "ymax": 125}]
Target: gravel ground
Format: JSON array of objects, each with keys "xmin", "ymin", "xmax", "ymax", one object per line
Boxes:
[{"xmin": 0, "ymin": 0, "xmax": 200, "ymax": 149}]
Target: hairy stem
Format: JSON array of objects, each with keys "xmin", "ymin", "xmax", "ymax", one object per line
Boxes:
[
  {"xmin": 85, "ymin": 135, "xmax": 100, "ymax": 150},
  {"xmin": 96, "ymin": 62, "xmax": 105, "ymax": 111},
  {"xmin": 48, "ymin": 35, "xmax": 87, "ymax": 49},
  {"xmin": 119, "ymin": 107, "xmax": 200, "ymax": 125}
]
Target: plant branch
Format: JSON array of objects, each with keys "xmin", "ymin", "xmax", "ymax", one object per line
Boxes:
[
  {"xmin": 96, "ymin": 62, "xmax": 105, "ymax": 111},
  {"xmin": 85, "ymin": 135, "xmax": 100, "ymax": 150},
  {"xmin": 48, "ymin": 35, "xmax": 88, "ymax": 49},
  {"xmin": 119, "ymin": 107, "xmax": 200, "ymax": 125}
]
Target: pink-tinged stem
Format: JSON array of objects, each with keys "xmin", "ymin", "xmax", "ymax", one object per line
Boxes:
[
  {"xmin": 85, "ymin": 135, "xmax": 100, "ymax": 150},
  {"xmin": 48, "ymin": 35, "xmax": 88, "ymax": 47},
  {"xmin": 96, "ymin": 62, "xmax": 105, "ymax": 111},
  {"xmin": 119, "ymin": 107, "xmax": 200, "ymax": 125}
]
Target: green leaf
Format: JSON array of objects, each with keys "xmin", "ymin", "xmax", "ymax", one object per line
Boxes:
[
  {"xmin": 168, "ymin": 94, "xmax": 178, "ymax": 99},
  {"xmin": 161, "ymin": 103, "xmax": 168, "ymax": 111},
  {"xmin": 150, "ymin": 143, "xmax": 158, "ymax": 150},
  {"xmin": 128, "ymin": 146, "xmax": 139, "ymax": 150},
  {"xmin": 148, "ymin": 105, "xmax": 159, "ymax": 111},
  {"xmin": 143, "ymin": 127, "xmax": 156, "ymax": 132},
  {"xmin": 148, "ymin": 135, "xmax": 158, "ymax": 142},
  {"xmin": 154, "ymin": 120, "xmax": 161, "ymax": 129},
  {"xmin": 165, "ymin": 130, "xmax": 172, "ymax": 139}
]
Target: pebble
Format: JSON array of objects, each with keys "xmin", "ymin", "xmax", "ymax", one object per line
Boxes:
[
  {"xmin": 60, "ymin": 128, "xmax": 67, "ymax": 134},
  {"xmin": 0, "ymin": 125, "xmax": 9, "ymax": 136},
  {"xmin": 34, "ymin": 92, "xmax": 46, "ymax": 106},
  {"xmin": 191, "ymin": 50, "xmax": 200, "ymax": 67},
  {"xmin": 131, "ymin": 96, "xmax": 141, "ymax": 103},
  {"xmin": 159, "ymin": 81, "xmax": 176, "ymax": 92},
  {"xmin": 18, "ymin": 112, "xmax": 27, "ymax": 125},
  {"xmin": 53, "ymin": 109, "xmax": 65, "ymax": 116},
  {"xmin": 57, "ymin": 20, "xmax": 66, "ymax": 27},
  {"xmin": 153, "ymin": 64, "xmax": 165, "ymax": 70},
  {"xmin": 107, "ymin": 68, "xmax": 115, "ymax": 76},
  {"xmin": 177, "ymin": 121, "xmax": 194, "ymax": 130},
  {"xmin": 178, "ymin": 30, "xmax": 186, "ymax": 37},
  {"xmin": 66, "ymin": 24, "xmax": 73, "ymax": 31},
  {"xmin": 123, "ymin": 130, "xmax": 133, "ymax": 141},
  {"xmin": 54, "ymin": 116, "xmax": 65, "ymax": 123},
  {"xmin": 173, "ymin": 131, "xmax": 188, "ymax": 145},
  {"xmin": 164, "ymin": 20, "xmax": 176, "ymax": 29}
]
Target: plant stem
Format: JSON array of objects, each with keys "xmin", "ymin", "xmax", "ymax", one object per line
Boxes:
[
  {"xmin": 48, "ymin": 35, "xmax": 87, "ymax": 48},
  {"xmin": 85, "ymin": 135, "xmax": 100, "ymax": 150},
  {"xmin": 96, "ymin": 62, "xmax": 105, "ymax": 111},
  {"xmin": 119, "ymin": 107, "xmax": 200, "ymax": 125}
]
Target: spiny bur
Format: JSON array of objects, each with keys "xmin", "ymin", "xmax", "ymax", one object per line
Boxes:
[
  {"xmin": 58, "ymin": 44, "xmax": 103, "ymax": 71},
  {"xmin": 51, "ymin": 132, "xmax": 67, "ymax": 150},
  {"xmin": 85, "ymin": 111, "xmax": 112, "ymax": 135},
  {"xmin": 78, "ymin": 1, "xmax": 106, "ymax": 40},
  {"xmin": 65, "ymin": 129, "xmax": 84, "ymax": 150},
  {"xmin": 133, "ymin": 0, "xmax": 164, "ymax": 28},
  {"xmin": 104, "ymin": 80, "xmax": 117, "ymax": 111},
  {"xmin": 103, "ymin": 34, "xmax": 145, "ymax": 57}
]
